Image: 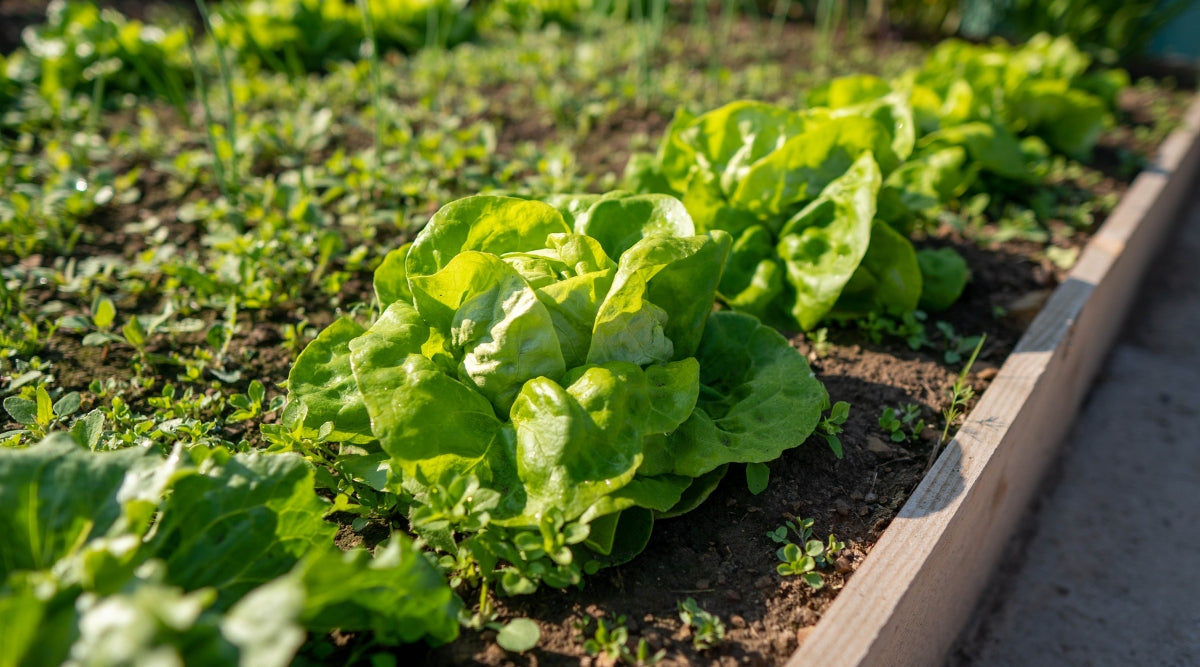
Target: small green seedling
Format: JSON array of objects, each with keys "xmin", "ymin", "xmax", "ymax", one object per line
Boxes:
[
  {"xmin": 807, "ymin": 327, "xmax": 832, "ymax": 357},
  {"xmin": 2, "ymin": 385, "xmax": 82, "ymax": 443},
  {"xmin": 573, "ymin": 615, "xmax": 664, "ymax": 665},
  {"xmin": 768, "ymin": 518, "xmax": 845, "ymax": 590},
  {"xmin": 936, "ymin": 321, "xmax": 983, "ymax": 365},
  {"xmin": 855, "ymin": 310, "xmax": 929, "ymax": 350},
  {"xmin": 82, "ymin": 296, "xmax": 122, "ymax": 347},
  {"xmin": 929, "ymin": 334, "xmax": 986, "ymax": 470},
  {"xmin": 677, "ymin": 598, "xmax": 725, "ymax": 651},
  {"xmin": 878, "ymin": 404, "xmax": 925, "ymax": 443},
  {"xmin": 815, "ymin": 400, "xmax": 851, "ymax": 458}
]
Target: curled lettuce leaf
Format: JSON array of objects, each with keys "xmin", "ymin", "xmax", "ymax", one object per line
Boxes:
[
  {"xmin": 284, "ymin": 317, "xmax": 373, "ymax": 444},
  {"xmin": 662, "ymin": 311, "xmax": 828, "ymax": 478},
  {"xmin": 776, "ymin": 153, "xmax": 883, "ymax": 330}
]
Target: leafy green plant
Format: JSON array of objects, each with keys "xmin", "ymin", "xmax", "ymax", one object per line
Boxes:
[
  {"xmin": 627, "ymin": 100, "xmax": 925, "ymax": 330},
  {"xmin": 283, "ymin": 194, "xmax": 829, "ymax": 597},
  {"xmin": 936, "ymin": 320, "xmax": 983, "ymax": 365},
  {"xmin": 767, "ymin": 518, "xmax": 845, "ymax": 589},
  {"xmin": 2, "ymin": 384, "xmax": 81, "ymax": 443},
  {"xmin": 929, "ymin": 333, "xmax": 986, "ymax": 468},
  {"xmin": 10, "ymin": 0, "xmax": 191, "ymax": 110},
  {"xmin": 0, "ymin": 435, "xmax": 460, "ymax": 665},
  {"xmin": 878, "ymin": 403, "xmax": 925, "ymax": 443},
  {"xmin": 677, "ymin": 597, "xmax": 725, "ymax": 650},
  {"xmin": 573, "ymin": 613, "xmax": 665, "ymax": 665},
  {"xmin": 815, "ymin": 399, "xmax": 851, "ymax": 458}
]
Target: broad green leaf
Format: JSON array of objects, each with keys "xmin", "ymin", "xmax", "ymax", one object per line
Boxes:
[
  {"xmin": 665, "ymin": 312, "xmax": 828, "ymax": 477},
  {"xmin": 745, "ymin": 462, "xmax": 770, "ymax": 495},
  {"xmin": 507, "ymin": 364, "xmax": 653, "ymax": 524},
  {"xmin": 405, "ymin": 196, "xmax": 570, "ymax": 279},
  {"xmin": 653, "ymin": 106, "xmax": 700, "ymax": 194},
  {"xmin": 501, "ymin": 252, "xmax": 569, "ymax": 288},
  {"xmin": 409, "ymin": 252, "xmax": 565, "ymax": 413},
  {"xmin": 622, "ymin": 152, "xmax": 675, "ymax": 196},
  {"xmin": 589, "ymin": 232, "xmax": 730, "ymax": 365},
  {"xmin": 68, "ymin": 575, "xmax": 232, "ymax": 666},
  {"xmin": 731, "ymin": 116, "xmax": 896, "ymax": 229},
  {"xmin": 807, "ymin": 74, "xmax": 892, "ymax": 108},
  {"xmin": 3, "ymin": 396, "xmax": 36, "ymax": 425},
  {"xmin": 534, "ymin": 269, "xmax": 615, "ymax": 369},
  {"xmin": 544, "ymin": 232, "xmax": 616, "ymax": 276},
  {"xmin": 298, "ymin": 537, "xmax": 460, "ymax": 646},
  {"xmin": 679, "ymin": 101, "xmax": 810, "ymax": 194},
  {"xmin": 93, "ymin": 297, "xmax": 116, "ymax": 330},
  {"xmin": 0, "ymin": 435, "xmax": 145, "ymax": 579},
  {"xmin": 542, "ymin": 193, "xmax": 606, "ymax": 228},
  {"xmin": 839, "ymin": 91, "xmax": 917, "ymax": 162},
  {"xmin": 53, "ymin": 391, "xmax": 81, "ymax": 419},
  {"xmin": 373, "ymin": 243, "xmax": 413, "ymax": 308},
  {"xmin": 221, "ymin": 573, "xmax": 307, "ymax": 667},
  {"xmin": 832, "ymin": 221, "xmax": 923, "ymax": 319},
  {"xmin": 679, "ymin": 168, "xmax": 761, "ymax": 235},
  {"xmin": 1012, "ymin": 81, "xmax": 1107, "ymax": 158},
  {"xmin": 642, "ymin": 359, "xmax": 701, "ymax": 434},
  {"xmin": 879, "ymin": 146, "xmax": 973, "ymax": 224},
  {"xmin": 147, "ymin": 453, "xmax": 336, "ymax": 607},
  {"xmin": 580, "ymin": 506, "xmax": 654, "ymax": 566},
  {"xmin": 657, "ymin": 465, "xmax": 729, "ymax": 518},
  {"xmin": 349, "ymin": 308, "xmax": 514, "ymax": 488},
  {"xmin": 0, "ymin": 570, "xmax": 79, "ymax": 667},
  {"xmin": 35, "ymin": 385, "xmax": 52, "ymax": 427},
  {"xmin": 0, "ymin": 574, "xmax": 47, "ymax": 667},
  {"xmin": 776, "ymin": 153, "xmax": 882, "ymax": 330},
  {"xmin": 572, "ymin": 193, "xmax": 696, "ymax": 260},
  {"xmin": 285, "ymin": 317, "xmax": 373, "ymax": 444},
  {"xmin": 917, "ymin": 122, "xmax": 1027, "ymax": 180},
  {"xmin": 496, "ymin": 618, "xmax": 540, "ymax": 653},
  {"xmin": 917, "ymin": 247, "xmax": 970, "ymax": 312},
  {"xmin": 592, "ymin": 474, "xmax": 693, "ymax": 515}
]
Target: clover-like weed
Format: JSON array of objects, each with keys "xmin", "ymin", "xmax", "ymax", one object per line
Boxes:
[
  {"xmin": 678, "ymin": 597, "xmax": 725, "ymax": 651},
  {"xmin": 768, "ymin": 518, "xmax": 845, "ymax": 590},
  {"xmin": 878, "ymin": 403, "xmax": 925, "ymax": 444}
]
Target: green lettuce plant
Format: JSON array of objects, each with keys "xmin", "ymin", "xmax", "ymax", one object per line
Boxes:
[
  {"xmin": 0, "ymin": 435, "xmax": 460, "ymax": 666},
  {"xmin": 284, "ymin": 193, "xmax": 828, "ymax": 591},
  {"xmin": 213, "ymin": 0, "xmax": 477, "ymax": 73},
  {"xmin": 625, "ymin": 100, "xmax": 925, "ymax": 331},
  {"xmin": 10, "ymin": 1, "xmax": 191, "ymax": 109}
]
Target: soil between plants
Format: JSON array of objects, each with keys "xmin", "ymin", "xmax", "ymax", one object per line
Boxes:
[{"xmin": 1, "ymin": 7, "xmax": 1194, "ymax": 666}]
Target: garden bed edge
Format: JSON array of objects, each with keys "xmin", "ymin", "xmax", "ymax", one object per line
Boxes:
[{"xmin": 787, "ymin": 90, "xmax": 1200, "ymax": 667}]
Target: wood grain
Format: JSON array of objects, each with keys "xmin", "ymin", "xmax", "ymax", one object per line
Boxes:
[{"xmin": 787, "ymin": 93, "xmax": 1200, "ymax": 667}]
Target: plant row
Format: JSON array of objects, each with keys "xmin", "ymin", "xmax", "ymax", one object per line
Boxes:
[
  {"xmin": 0, "ymin": 14, "xmax": 1157, "ymax": 667},
  {"xmin": 627, "ymin": 32, "xmax": 1126, "ymax": 330}
]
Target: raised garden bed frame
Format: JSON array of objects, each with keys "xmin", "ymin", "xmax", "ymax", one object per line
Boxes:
[{"xmin": 789, "ymin": 92, "xmax": 1200, "ymax": 667}]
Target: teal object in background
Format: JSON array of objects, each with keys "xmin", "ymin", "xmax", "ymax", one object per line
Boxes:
[{"xmin": 1147, "ymin": 1, "xmax": 1200, "ymax": 60}]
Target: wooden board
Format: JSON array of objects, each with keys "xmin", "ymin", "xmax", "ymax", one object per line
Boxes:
[{"xmin": 788, "ymin": 93, "xmax": 1200, "ymax": 667}]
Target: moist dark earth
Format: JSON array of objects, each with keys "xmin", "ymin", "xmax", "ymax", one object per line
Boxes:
[{"xmin": 1, "ymin": 4, "xmax": 1193, "ymax": 665}]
